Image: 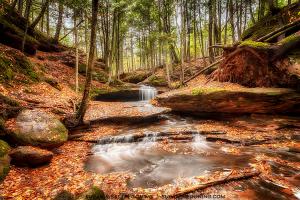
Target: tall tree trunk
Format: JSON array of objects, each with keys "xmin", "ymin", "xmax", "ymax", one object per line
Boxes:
[
  {"xmin": 74, "ymin": 9, "xmax": 79, "ymax": 93},
  {"xmin": 224, "ymin": 0, "xmax": 229, "ymax": 44},
  {"xmin": 46, "ymin": 3, "xmax": 50, "ymax": 36},
  {"xmin": 249, "ymin": 0, "xmax": 255, "ymax": 24},
  {"xmin": 54, "ymin": 1, "xmax": 63, "ymax": 43},
  {"xmin": 208, "ymin": 0, "xmax": 214, "ymax": 63},
  {"xmin": 18, "ymin": 0, "xmax": 23, "ymax": 15},
  {"xmin": 229, "ymin": 0, "xmax": 235, "ymax": 43},
  {"xmin": 21, "ymin": 0, "xmax": 32, "ymax": 52},
  {"xmin": 84, "ymin": 11, "xmax": 89, "ymax": 69},
  {"xmin": 30, "ymin": 0, "xmax": 50, "ymax": 29},
  {"xmin": 23, "ymin": 0, "xmax": 31, "ymax": 19},
  {"xmin": 76, "ymin": 0, "xmax": 99, "ymax": 124},
  {"xmin": 193, "ymin": 0, "xmax": 197, "ymax": 60}
]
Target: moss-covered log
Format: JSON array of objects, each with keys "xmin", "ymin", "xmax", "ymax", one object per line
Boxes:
[
  {"xmin": 154, "ymin": 87, "xmax": 300, "ymax": 115},
  {"xmin": 0, "ymin": 4, "xmax": 65, "ymax": 54},
  {"xmin": 209, "ymin": 32, "xmax": 300, "ymax": 89}
]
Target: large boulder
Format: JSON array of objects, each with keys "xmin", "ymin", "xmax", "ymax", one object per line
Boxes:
[
  {"xmin": 9, "ymin": 146, "xmax": 53, "ymax": 167},
  {"xmin": 154, "ymin": 87, "xmax": 300, "ymax": 115},
  {"xmin": 9, "ymin": 109, "xmax": 68, "ymax": 148},
  {"xmin": 0, "ymin": 140, "xmax": 10, "ymax": 181}
]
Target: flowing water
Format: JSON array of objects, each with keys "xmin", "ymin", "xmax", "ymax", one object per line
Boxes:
[
  {"xmin": 86, "ymin": 86, "xmax": 300, "ymax": 198},
  {"xmin": 139, "ymin": 85, "xmax": 158, "ymax": 101}
]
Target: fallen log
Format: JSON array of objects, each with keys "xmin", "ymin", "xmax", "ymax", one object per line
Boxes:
[
  {"xmin": 169, "ymin": 170, "xmax": 260, "ymax": 197},
  {"xmin": 183, "ymin": 59, "xmax": 224, "ymax": 84},
  {"xmin": 257, "ymin": 19, "xmax": 300, "ymax": 42},
  {"xmin": 206, "ymin": 135, "xmax": 287, "ymax": 146}
]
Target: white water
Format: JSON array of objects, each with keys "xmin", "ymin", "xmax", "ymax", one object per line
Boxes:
[{"xmin": 139, "ymin": 85, "xmax": 157, "ymax": 101}]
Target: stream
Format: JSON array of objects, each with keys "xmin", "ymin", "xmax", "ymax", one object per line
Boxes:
[{"xmin": 86, "ymin": 85, "xmax": 300, "ymax": 199}]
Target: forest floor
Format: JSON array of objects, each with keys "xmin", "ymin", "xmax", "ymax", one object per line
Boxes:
[{"xmin": 0, "ymin": 46, "xmax": 300, "ymax": 199}]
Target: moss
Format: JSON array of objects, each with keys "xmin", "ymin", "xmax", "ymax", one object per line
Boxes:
[
  {"xmin": 0, "ymin": 140, "xmax": 10, "ymax": 157},
  {"xmin": 14, "ymin": 56, "xmax": 39, "ymax": 81},
  {"xmin": 50, "ymin": 123, "xmax": 68, "ymax": 142},
  {"xmin": 122, "ymin": 71, "xmax": 151, "ymax": 83},
  {"xmin": 148, "ymin": 75, "xmax": 167, "ymax": 87},
  {"xmin": 0, "ymin": 51, "xmax": 39, "ymax": 83},
  {"xmin": 92, "ymin": 71, "xmax": 108, "ymax": 83},
  {"xmin": 0, "ymin": 117, "xmax": 5, "ymax": 133},
  {"xmin": 0, "ymin": 93, "xmax": 20, "ymax": 107},
  {"xmin": 44, "ymin": 77, "xmax": 62, "ymax": 90},
  {"xmin": 242, "ymin": 3, "xmax": 300, "ymax": 41},
  {"xmin": 0, "ymin": 164, "xmax": 10, "ymax": 182},
  {"xmin": 82, "ymin": 186, "xmax": 106, "ymax": 200},
  {"xmin": 0, "ymin": 53, "xmax": 14, "ymax": 82},
  {"xmin": 54, "ymin": 190, "xmax": 75, "ymax": 200},
  {"xmin": 78, "ymin": 63, "xmax": 87, "ymax": 74},
  {"xmin": 191, "ymin": 88, "xmax": 226, "ymax": 95},
  {"xmin": 239, "ymin": 40, "xmax": 270, "ymax": 49},
  {"xmin": 90, "ymin": 87, "xmax": 119, "ymax": 99},
  {"xmin": 278, "ymin": 34, "xmax": 300, "ymax": 45}
]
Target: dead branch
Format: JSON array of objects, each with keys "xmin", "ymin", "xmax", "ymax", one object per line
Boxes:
[
  {"xmin": 183, "ymin": 59, "xmax": 224, "ymax": 84},
  {"xmin": 59, "ymin": 19, "xmax": 84, "ymax": 42},
  {"xmin": 169, "ymin": 170, "xmax": 260, "ymax": 197}
]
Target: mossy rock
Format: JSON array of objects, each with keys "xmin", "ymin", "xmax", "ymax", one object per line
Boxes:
[
  {"xmin": 53, "ymin": 190, "xmax": 75, "ymax": 200},
  {"xmin": 147, "ymin": 75, "xmax": 167, "ymax": 87},
  {"xmin": 10, "ymin": 109, "xmax": 68, "ymax": 148},
  {"xmin": 156, "ymin": 86, "xmax": 300, "ymax": 115},
  {"xmin": 44, "ymin": 77, "xmax": 62, "ymax": 91},
  {"xmin": 0, "ymin": 140, "xmax": 10, "ymax": 182},
  {"xmin": 78, "ymin": 186, "xmax": 106, "ymax": 200},
  {"xmin": 121, "ymin": 71, "xmax": 151, "ymax": 84}
]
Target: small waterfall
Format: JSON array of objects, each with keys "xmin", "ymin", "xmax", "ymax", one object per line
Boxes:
[{"xmin": 139, "ymin": 85, "xmax": 158, "ymax": 101}]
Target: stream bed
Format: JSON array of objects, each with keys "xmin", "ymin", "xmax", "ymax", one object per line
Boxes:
[{"xmin": 85, "ymin": 86, "xmax": 300, "ymax": 199}]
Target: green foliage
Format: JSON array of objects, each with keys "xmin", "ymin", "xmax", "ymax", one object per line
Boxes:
[{"xmin": 191, "ymin": 88, "xmax": 225, "ymax": 95}]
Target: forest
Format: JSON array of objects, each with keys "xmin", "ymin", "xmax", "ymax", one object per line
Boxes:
[{"xmin": 0, "ymin": 0, "xmax": 299, "ymax": 199}]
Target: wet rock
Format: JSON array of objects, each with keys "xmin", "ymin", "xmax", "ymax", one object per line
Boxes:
[
  {"xmin": 0, "ymin": 140, "xmax": 10, "ymax": 181},
  {"xmin": 78, "ymin": 186, "xmax": 106, "ymax": 200},
  {"xmin": 9, "ymin": 146, "xmax": 53, "ymax": 167},
  {"xmin": 154, "ymin": 87, "xmax": 300, "ymax": 115},
  {"xmin": 9, "ymin": 109, "xmax": 68, "ymax": 148}
]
